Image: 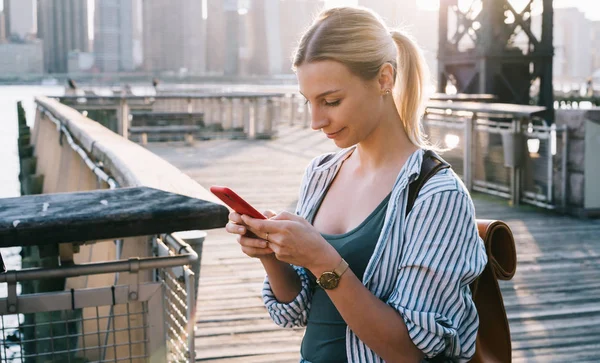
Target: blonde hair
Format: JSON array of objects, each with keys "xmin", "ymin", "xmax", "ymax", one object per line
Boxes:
[{"xmin": 293, "ymin": 6, "xmax": 432, "ymax": 149}]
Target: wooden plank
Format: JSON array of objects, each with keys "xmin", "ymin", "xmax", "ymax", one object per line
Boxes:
[{"xmin": 0, "ymin": 186, "xmax": 228, "ymax": 246}]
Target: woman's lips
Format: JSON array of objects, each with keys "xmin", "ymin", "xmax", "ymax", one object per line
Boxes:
[{"xmin": 325, "ymin": 128, "xmax": 345, "ymax": 139}]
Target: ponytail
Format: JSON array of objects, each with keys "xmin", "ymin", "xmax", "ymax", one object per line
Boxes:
[{"xmin": 390, "ymin": 30, "xmax": 432, "ymax": 149}]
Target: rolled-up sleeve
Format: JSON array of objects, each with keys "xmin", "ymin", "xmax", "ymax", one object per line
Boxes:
[
  {"xmin": 260, "ymin": 158, "xmax": 320, "ymax": 328},
  {"xmin": 261, "ymin": 265, "xmax": 314, "ymax": 327},
  {"xmin": 386, "ymin": 190, "xmax": 487, "ymax": 360}
]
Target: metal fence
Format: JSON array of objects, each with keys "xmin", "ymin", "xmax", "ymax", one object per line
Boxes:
[
  {"xmin": 423, "ymin": 107, "xmax": 568, "ymax": 210},
  {"xmin": 0, "ymin": 235, "xmax": 197, "ymax": 363}
]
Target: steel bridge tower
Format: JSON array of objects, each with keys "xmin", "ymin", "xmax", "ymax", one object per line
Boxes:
[{"xmin": 437, "ymin": 0, "xmax": 554, "ymax": 121}]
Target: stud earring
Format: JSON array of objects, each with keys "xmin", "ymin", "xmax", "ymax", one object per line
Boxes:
[{"xmin": 382, "ymin": 89, "xmax": 391, "ymax": 95}]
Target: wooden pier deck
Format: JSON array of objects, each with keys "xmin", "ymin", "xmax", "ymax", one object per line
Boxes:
[{"xmin": 148, "ymin": 125, "xmax": 600, "ymax": 363}]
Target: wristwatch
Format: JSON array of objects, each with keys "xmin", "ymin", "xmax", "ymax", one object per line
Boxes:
[{"xmin": 316, "ymin": 258, "xmax": 349, "ymax": 290}]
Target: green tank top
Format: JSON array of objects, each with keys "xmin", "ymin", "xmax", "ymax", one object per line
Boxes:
[{"xmin": 301, "ymin": 192, "xmax": 391, "ymax": 362}]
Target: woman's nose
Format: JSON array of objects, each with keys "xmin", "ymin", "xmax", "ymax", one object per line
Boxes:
[{"xmin": 310, "ymin": 108, "xmax": 329, "ymax": 131}]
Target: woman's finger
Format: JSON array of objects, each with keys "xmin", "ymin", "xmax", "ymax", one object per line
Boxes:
[
  {"xmin": 241, "ymin": 245, "xmax": 274, "ymax": 257},
  {"xmin": 272, "ymin": 210, "xmax": 298, "ymax": 221},
  {"xmin": 264, "ymin": 210, "xmax": 277, "ymax": 219},
  {"xmin": 228, "ymin": 211, "xmax": 244, "ymax": 224},
  {"xmin": 225, "ymin": 222, "xmax": 246, "ymax": 235},
  {"xmin": 237, "ymin": 235, "xmax": 268, "ymax": 249}
]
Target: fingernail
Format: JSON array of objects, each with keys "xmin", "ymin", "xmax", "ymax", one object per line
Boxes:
[{"xmin": 238, "ymin": 227, "xmax": 245, "ymax": 233}]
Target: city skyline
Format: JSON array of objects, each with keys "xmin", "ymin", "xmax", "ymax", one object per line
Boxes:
[
  {"xmin": 0, "ymin": 0, "xmax": 598, "ymax": 81},
  {"xmin": 324, "ymin": 0, "xmax": 600, "ymax": 21}
]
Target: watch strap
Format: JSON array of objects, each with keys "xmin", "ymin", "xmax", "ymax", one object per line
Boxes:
[{"xmin": 333, "ymin": 258, "xmax": 349, "ymax": 277}]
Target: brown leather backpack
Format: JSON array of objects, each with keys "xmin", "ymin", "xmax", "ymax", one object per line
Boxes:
[{"xmin": 408, "ymin": 151, "xmax": 517, "ymax": 363}]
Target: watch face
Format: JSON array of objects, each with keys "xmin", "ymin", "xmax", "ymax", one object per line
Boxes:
[{"xmin": 318, "ymin": 272, "xmax": 339, "ymax": 290}]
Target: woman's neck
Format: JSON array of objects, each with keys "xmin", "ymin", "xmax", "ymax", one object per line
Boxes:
[{"xmin": 351, "ymin": 109, "xmax": 419, "ymax": 173}]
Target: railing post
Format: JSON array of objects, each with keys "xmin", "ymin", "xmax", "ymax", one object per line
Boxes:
[
  {"xmin": 508, "ymin": 118, "xmax": 524, "ymax": 206},
  {"xmin": 217, "ymin": 97, "xmax": 226, "ymax": 128},
  {"xmin": 242, "ymin": 98, "xmax": 251, "ymax": 136},
  {"xmin": 223, "ymin": 98, "xmax": 233, "ymax": 130},
  {"xmin": 264, "ymin": 98, "xmax": 275, "ymax": 138},
  {"xmin": 232, "ymin": 98, "xmax": 242, "ymax": 130},
  {"xmin": 117, "ymin": 98, "xmax": 130, "ymax": 139},
  {"xmin": 249, "ymin": 98, "xmax": 258, "ymax": 139},
  {"xmin": 173, "ymin": 230, "xmax": 206, "ymax": 302},
  {"xmin": 210, "ymin": 98, "xmax": 219, "ymax": 127},
  {"xmin": 203, "ymin": 98, "xmax": 212, "ymax": 127},
  {"xmin": 289, "ymin": 94, "xmax": 296, "ymax": 126},
  {"xmin": 464, "ymin": 112, "xmax": 476, "ymax": 191},
  {"xmin": 303, "ymin": 99, "xmax": 311, "ymax": 128},
  {"xmin": 561, "ymin": 125, "xmax": 568, "ymax": 210}
]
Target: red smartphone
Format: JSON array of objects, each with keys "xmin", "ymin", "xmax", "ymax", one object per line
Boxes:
[{"xmin": 210, "ymin": 186, "xmax": 266, "ymax": 220}]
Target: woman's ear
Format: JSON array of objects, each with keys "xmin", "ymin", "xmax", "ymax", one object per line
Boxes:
[{"xmin": 378, "ymin": 63, "xmax": 395, "ymax": 94}]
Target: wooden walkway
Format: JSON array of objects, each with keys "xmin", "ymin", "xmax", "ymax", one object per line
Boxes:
[{"xmin": 148, "ymin": 125, "xmax": 600, "ymax": 363}]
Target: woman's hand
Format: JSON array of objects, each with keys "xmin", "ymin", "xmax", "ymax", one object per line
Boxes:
[
  {"xmin": 226, "ymin": 210, "xmax": 275, "ymax": 258},
  {"xmin": 241, "ymin": 211, "xmax": 340, "ymax": 274}
]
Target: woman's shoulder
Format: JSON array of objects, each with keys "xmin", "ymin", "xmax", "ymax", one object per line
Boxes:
[{"xmin": 414, "ymin": 166, "xmax": 472, "ymax": 205}]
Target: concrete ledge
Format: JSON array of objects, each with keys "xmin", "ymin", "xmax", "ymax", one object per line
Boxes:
[{"xmin": 34, "ymin": 96, "xmax": 223, "ymax": 206}]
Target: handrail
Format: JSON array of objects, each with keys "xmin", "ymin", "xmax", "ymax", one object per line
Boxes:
[
  {"xmin": 426, "ymin": 100, "xmax": 546, "ymax": 118},
  {"xmin": 0, "ymin": 254, "xmax": 196, "ymax": 283},
  {"xmin": 57, "ymin": 92, "xmax": 286, "ymax": 101}
]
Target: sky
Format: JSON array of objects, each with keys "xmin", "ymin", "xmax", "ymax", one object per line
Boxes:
[{"xmin": 325, "ymin": 0, "xmax": 600, "ymax": 21}]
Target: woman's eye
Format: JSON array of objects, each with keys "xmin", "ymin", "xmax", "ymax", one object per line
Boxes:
[{"xmin": 324, "ymin": 100, "xmax": 340, "ymax": 107}]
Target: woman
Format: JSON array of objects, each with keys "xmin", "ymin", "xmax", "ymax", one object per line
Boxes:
[{"xmin": 226, "ymin": 6, "xmax": 487, "ymax": 363}]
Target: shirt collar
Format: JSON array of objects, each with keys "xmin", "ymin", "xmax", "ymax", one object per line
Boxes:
[{"xmin": 314, "ymin": 146, "xmax": 425, "ymax": 185}]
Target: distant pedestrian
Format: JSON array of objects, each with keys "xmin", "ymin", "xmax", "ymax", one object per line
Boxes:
[{"xmin": 65, "ymin": 78, "xmax": 78, "ymax": 95}]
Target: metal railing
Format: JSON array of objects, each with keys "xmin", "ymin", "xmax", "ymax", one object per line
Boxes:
[
  {"xmin": 0, "ymin": 234, "xmax": 197, "ymax": 363},
  {"xmin": 1, "ymin": 97, "xmax": 227, "ymax": 362},
  {"xmin": 57, "ymin": 93, "xmax": 290, "ymax": 141},
  {"xmin": 423, "ymin": 104, "xmax": 568, "ymax": 210}
]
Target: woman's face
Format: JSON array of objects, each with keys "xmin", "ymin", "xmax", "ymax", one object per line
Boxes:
[{"xmin": 296, "ymin": 60, "xmax": 385, "ymax": 149}]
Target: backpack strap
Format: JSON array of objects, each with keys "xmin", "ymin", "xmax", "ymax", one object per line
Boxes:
[{"xmin": 405, "ymin": 150, "xmax": 451, "ymax": 217}]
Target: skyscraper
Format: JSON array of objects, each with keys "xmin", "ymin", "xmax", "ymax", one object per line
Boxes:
[
  {"xmin": 278, "ymin": 0, "xmax": 323, "ymax": 73},
  {"xmin": 592, "ymin": 21, "xmax": 600, "ymax": 73},
  {"xmin": 0, "ymin": 11, "xmax": 6, "ymax": 43},
  {"xmin": 3, "ymin": 0, "xmax": 9, "ymax": 41},
  {"xmin": 244, "ymin": 0, "xmax": 282, "ymax": 75},
  {"xmin": 205, "ymin": 1, "xmax": 225, "ymax": 74},
  {"xmin": 143, "ymin": 0, "xmax": 206, "ymax": 74},
  {"xmin": 37, "ymin": 0, "xmax": 89, "ymax": 73},
  {"xmin": 5, "ymin": 0, "xmax": 36, "ymax": 40},
  {"xmin": 553, "ymin": 7, "xmax": 593, "ymax": 83},
  {"xmin": 205, "ymin": 0, "xmax": 241, "ymax": 75},
  {"xmin": 95, "ymin": 0, "xmax": 142, "ymax": 72},
  {"xmin": 238, "ymin": 0, "xmax": 323, "ymax": 76}
]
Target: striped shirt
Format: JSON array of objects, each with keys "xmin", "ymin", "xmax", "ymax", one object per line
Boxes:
[{"xmin": 262, "ymin": 147, "xmax": 488, "ymax": 362}]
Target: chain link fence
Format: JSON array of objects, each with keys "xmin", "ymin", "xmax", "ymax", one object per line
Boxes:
[{"xmin": 0, "ymin": 235, "xmax": 197, "ymax": 363}]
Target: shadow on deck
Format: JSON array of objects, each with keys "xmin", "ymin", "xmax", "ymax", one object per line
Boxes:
[{"xmin": 148, "ymin": 125, "xmax": 600, "ymax": 363}]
